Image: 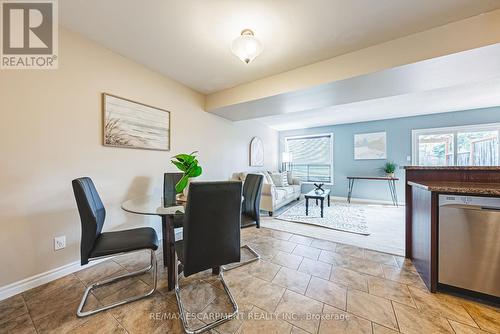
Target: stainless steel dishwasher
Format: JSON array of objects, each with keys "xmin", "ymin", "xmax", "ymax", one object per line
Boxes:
[{"xmin": 439, "ymin": 195, "xmax": 500, "ymax": 297}]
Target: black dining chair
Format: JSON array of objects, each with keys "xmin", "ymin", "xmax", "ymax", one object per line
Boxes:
[
  {"xmin": 174, "ymin": 181, "xmax": 242, "ymax": 333},
  {"xmin": 164, "ymin": 172, "xmax": 185, "ymax": 228},
  {"xmin": 72, "ymin": 177, "xmax": 159, "ymax": 317},
  {"xmin": 223, "ymin": 173, "xmax": 263, "ymax": 270}
]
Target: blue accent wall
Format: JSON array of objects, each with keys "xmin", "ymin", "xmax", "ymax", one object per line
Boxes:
[{"xmin": 279, "ymin": 107, "xmax": 500, "ymax": 202}]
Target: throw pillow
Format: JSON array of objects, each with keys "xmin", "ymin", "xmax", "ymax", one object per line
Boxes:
[
  {"xmin": 281, "ymin": 171, "xmax": 289, "ymax": 186},
  {"xmin": 270, "ymin": 173, "xmax": 284, "ymax": 186}
]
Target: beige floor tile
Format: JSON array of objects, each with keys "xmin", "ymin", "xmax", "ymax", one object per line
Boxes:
[
  {"xmin": 318, "ymin": 250, "xmax": 359, "ymax": 267},
  {"xmin": 272, "ymin": 267, "xmax": 311, "ymax": 294},
  {"xmin": 271, "ymin": 251, "xmax": 303, "ymax": 270},
  {"xmin": 346, "ymin": 289, "xmax": 398, "ymax": 330},
  {"xmin": 246, "ymin": 242, "xmax": 279, "ymax": 260},
  {"xmin": 237, "ymin": 278, "xmax": 286, "ymax": 313},
  {"xmin": 112, "ymin": 295, "xmax": 183, "ymax": 333},
  {"xmin": 448, "ymin": 320, "xmax": 495, "ymax": 334},
  {"xmin": 238, "ymin": 307, "xmax": 293, "ymax": 334},
  {"xmin": 292, "ymin": 244, "xmax": 321, "ymax": 260},
  {"xmin": 75, "ymin": 260, "xmax": 124, "ymax": 285},
  {"xmin": 372, "ymin": 323, "xmax": 399, "ymax": 334},
  {"xmin": 241, "ymin": 260, "xmax": 281, "ymax": 282},
  {"xmin": 319, "ymin": 304, "xmax": 372, "ymax": 334},
  {"xmin": 393, "ymin": 301, "xmax": 454, "ymax": 334},
  {"xmin": 449, "ymin": 320, "xmax": 492, "ymax": 334},
  {"xmin": 0, "ymin": 314, "xmax": 36, "ymax": 334},
  {"xmin": 72, "ymin": 313, "xmax": 126, "ymax": 334},
  {"xmin": 461, "ymin": 300, "xmax": 500, "ymax": 333},
  {"xmin": 298, "ymin": 258, "xmax": 332, "ymax": 280},
  {"xmin": 289, "ymin": 235, "xmax": 314, "ymax": 246},
  {"xmin": 98, "ymin": 277, "xmax": 153, "ymax": 307},
  {"xmin": 224, "ymin": 269, "xmax": 258, "ymax": 297},
  {"xmin": 271, "ymin": 230, "xmax": 293, "ymax": 241},
  {"xmin": 0, "ymin": 294, "xmax": 27, "ymax": 325},
  {"xmin": 382, "ymin": 265, "xmax": 427, "ymax": 289},
  {"xmin": 178, "ymin": 280, "xmax": 221, "ymax": 313},
  {"xmin": 305, "ymin": 276, "xmax": 347, "ymax": 310},
  {"xmin": 252, "ymin": 236, "xmax": 296, "ymax": 253},
  {"xmin": 310, "ymin": 239, "xmax": 337, "ymax": 252},
  {"xmin": 342, "ymin": 257, "xmax": 384, "ymax": 278},
  {"xmin": 275, "ymin": 290, "xmax": 323, "ymax": 333},
  {"xmin": 22, "ymin": 274, "xmax": 80, "ymax": 302},
  {"xmin": 335, "ymin": 244, "xmax": 365, "ymax": 259},
  {"xmin": 408, "ymin": 286, "xmax": 477, "ymax": 327},
  {"xmin": 32, "ymin": 294, "xmax": 100, "ymax": 333},
  {"xmin": 367, "ymin": 276, "xmax": 416, "ymax": 307},
  {"xmin": 291, "ymin": 326, "xmax": 309, "ymax": 334},
  {"xmin": 200, "ymin": 294, "xmax": 249, "ymax": 334},
  {"xmin": 330, "ymin": 267, "xmax": 368, "ymax": 292},
  {"xmin": 364, "ymin": 249, "xmax": 398, "ymax": 266},
  {"xmin": 25, "ymin": 278, "xmax": 87, "ymax": 321}
]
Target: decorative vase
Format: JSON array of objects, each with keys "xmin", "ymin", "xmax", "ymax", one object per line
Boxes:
[
  {"xmin": 175, "ymin": 178, "xmax": 190, "ymax": 202},
  {"xmin": 386, "ymin": 172, "xmax": 395, "ymax": 178}
]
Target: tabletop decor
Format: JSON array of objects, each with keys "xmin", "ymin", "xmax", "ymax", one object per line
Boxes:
[
  {"xmin": 171, "ymin": 151, "xmax": 202, "ymax": 201},
  {"xmin": 381, "ymin": 161, "xmax": 397, "ymax": 178},
  {"xmin": 103, "ymin": 93, "xmax": 171, "ymax": 151},
  {"xmin": 354, "ymin": 131, "xmax": 386, "ymax": 159},
  {"xmin": 249, "ymin": 137, "xmax": 264, "ymax": 166},
  {"xmin": 313, "ymin": 182, "xmax": 325, "ymax": 194}
]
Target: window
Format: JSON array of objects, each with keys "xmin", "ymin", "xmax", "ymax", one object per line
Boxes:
[
  {"xmin": 412, "ymin": 123, "xmax": 499, "ymax": 166},
  {"xmin": 285, "ymin": 133, "xmax": 333, "ymax": 183}
]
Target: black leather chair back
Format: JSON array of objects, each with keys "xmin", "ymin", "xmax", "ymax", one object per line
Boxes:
[
  {"xmin": 72, "ymin": 177, "xmax": 105, "ymax": 265},
  {"xmin": 242, "ymin": 174, "xmax": 264, "ymax": 225},
  {"xmin": 164, "ymin": 172, "xmax": 183, "ymax": 206},
  {"xmin": 182, "ymin": 181, "xmax": 242, "ymax": 277}
]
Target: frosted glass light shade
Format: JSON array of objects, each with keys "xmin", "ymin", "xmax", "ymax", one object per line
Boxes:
[{"xmin": 231, "ymin": 29, "xmax": 263, "ymax": 64}]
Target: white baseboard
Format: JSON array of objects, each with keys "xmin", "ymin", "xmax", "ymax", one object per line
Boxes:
[
  {"xmin": 0, "ymin": 258, "xmax": 105, "ymax": 301},
  {"xmin": 330, "ymin": 195, "xmax": 404, "ymax": 206}
]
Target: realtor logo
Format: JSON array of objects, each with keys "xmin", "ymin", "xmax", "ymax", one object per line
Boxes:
[{"xmin": 1, "ymin": 0, "xmax": 58, "ymax": 69}]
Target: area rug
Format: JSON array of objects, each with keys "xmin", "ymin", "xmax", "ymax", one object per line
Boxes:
[{"xmin": 276, "ymin": 200, "xmax": 370, "ymax": 235}]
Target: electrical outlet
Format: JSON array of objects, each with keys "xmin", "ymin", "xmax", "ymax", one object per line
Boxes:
[
  {"xmin": 406, "ymin": 155, "xmax": 412, "ymax": 162},
  {"xmin": 54, "ymin": 236, "xmax": 66, "ymax": 251}
]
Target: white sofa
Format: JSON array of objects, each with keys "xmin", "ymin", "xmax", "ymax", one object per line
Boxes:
[{"xmin": 231, "ymin": 171, "xmax": 302, "ymax": 216}]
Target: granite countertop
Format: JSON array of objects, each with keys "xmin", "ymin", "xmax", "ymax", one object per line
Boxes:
[
  {"xmin": 404, "ymin": 166, "xmax": 500, "ymax": 171},
  {"xmin": 408, "ymin": 181, "xmax": 500, "ymax": 196}
]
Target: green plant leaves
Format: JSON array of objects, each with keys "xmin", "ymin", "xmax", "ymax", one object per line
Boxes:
[{"xmin": 171, "ymin": 151, "xmax": 202, "ymax": 193}]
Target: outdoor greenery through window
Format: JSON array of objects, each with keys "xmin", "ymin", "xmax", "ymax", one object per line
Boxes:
[
  {"xmin": 285, "ymin": 134, "xmax": 333, "ymax": 183},
  {"xmin": 412, "ymin": 123, "xmax": 500, "ymax": 166}
]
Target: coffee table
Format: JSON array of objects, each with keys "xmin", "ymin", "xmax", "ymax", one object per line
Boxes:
[{"xmin": 304, "ymin": 189, "xmax": 330, "ymax": 218}]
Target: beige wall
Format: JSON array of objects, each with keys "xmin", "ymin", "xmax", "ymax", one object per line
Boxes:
[
  {"xmin": 206, "ymin": 9, "xmax": 500, "ymax": 111},
  {"xmin": 0, "ymin": 29, "xmax": 278, "ymax": 287}
]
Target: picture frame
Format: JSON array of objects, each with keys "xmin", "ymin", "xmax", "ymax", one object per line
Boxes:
[
  {"xmin": 354, "ymin": 131, "xmax": 387, "ymax": 160},
  {"xmin": 102, "ymin": 93, "xmax": 171, "ymax": 151}
]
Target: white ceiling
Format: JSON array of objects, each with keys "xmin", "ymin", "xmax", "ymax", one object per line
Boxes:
[
  {"xmin": 256, "ymin": 78, "xmax": 500, "ymax": 131},
  {"xmin": 60, "ymin": 0, "xmax": 500, "ymax": 94}
]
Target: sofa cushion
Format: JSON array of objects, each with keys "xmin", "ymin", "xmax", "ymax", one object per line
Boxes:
[
  {"xmin": 274, "ymin": 188, "xmax": 287, "ymax": 202},
  {"xmin": 270, "ymin": 173, "xmax": 284, "ymax": 186}
]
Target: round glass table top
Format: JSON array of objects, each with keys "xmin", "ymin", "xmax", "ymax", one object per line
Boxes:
[{"xmin": 121, "ymin": 195, "xmax": 185, "ymax": 216}]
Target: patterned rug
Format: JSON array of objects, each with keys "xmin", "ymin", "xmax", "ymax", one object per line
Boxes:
[{"xmin": 276, "ymin": 200, "xmax": 370, "ymax": 235}]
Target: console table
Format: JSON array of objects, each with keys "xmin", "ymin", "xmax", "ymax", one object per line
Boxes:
[{"xmin": 346, "ymin": 176, "xmax": 399, "ymax": 206}]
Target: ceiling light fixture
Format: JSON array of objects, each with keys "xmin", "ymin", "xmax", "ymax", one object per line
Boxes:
[{"xmin": 231, "ymin": 29, "xmax": 263, "ymax": 64}]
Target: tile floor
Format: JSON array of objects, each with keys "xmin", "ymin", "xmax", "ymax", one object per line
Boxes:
[{"xmin": 1, "ymin": 227, "xmax": 499, "ymax": 334}]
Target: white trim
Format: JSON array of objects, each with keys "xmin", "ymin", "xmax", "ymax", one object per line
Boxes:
[
  {"xmin": 330, "ymin": 195, "xmax": 405, "ymax": 206},
  {"xmin": 0, "ymin": 258, "xmax": 106, "ymax": 301},
  {"xmin": 284, "ymin": 133, "xmax": 334, "ymax": 184},
  {"xmin": 411, "ymin": 122, "xmax": 500, "ymax": 165}
]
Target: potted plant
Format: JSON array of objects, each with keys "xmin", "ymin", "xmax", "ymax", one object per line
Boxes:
[
  {"xmin": 171, "ymin": 151, "xmax": 202, "ymax": 201},
  {"xmin": 381, "ymin": 161, "xmax": 397, "ymax": 178}
]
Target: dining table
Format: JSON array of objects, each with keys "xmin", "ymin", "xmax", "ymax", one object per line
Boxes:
[{"xmin": 121, "ymin": 195, "xmax": 184, "ymax": 291}]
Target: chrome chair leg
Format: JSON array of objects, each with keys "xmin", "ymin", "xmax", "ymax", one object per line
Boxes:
[
  {"xmin": 76, "ymin": 249, "xmax": 158, "ymax": 317},
  {"xmin": 175, "ymin": 254, "xmax": 239, "ymax": 334},
  {"xmin": 221, "ymin": 244, "xmax": 260, "ymax": 271}
]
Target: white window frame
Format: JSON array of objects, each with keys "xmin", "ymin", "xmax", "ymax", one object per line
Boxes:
[
  {"xmin": 412, "ymin": 123, "xmax": 500, "ymax": 166},
  {"xmin": 284, "ymin": 133, "xmax": 334, "ymax": 185}
]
